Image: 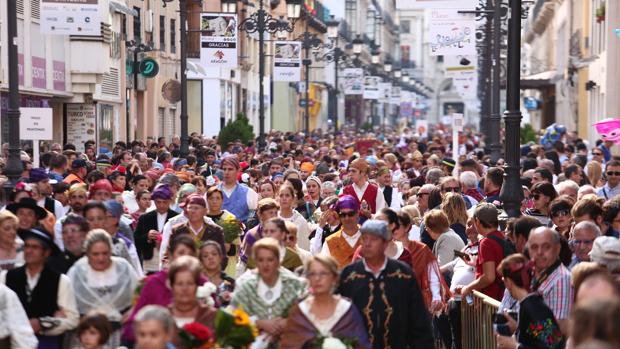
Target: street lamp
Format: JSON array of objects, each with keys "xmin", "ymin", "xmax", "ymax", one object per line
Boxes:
[
  {"xmin": 371, "ymin": 47, "xmax": 381, "ymax": 64},
  {"xmin": 237, "ymin": 0, "xmax": 297, "ymax": 148},
  {"xmin": 352, "ymin": 35, "xmax": 364, "ymax": 55},
  {"xmin": 4, "ymin": 0, "xmax": 23, "ymax": 201},
  {"xmin": 384, "ymin": 59, "xmax": 392, "ymax": 73},
  {"xmin": 394, "ymin": 69, "xmax": 402, "ymax": 79},
  {"xmin": 297, "ymin": 11, "xmax": 323, "ymax": 135},
  {"xmin": 402, "ymin": 73, "xmax": 410, "ymax": 83},
  {"xmin": 326, "ymin": 16, "xmax": 342, "ymax": 133}
]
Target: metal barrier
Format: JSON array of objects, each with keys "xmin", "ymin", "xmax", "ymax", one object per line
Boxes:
[{"xmin": 461, "ymin": 290, "xmax": 501, "ymax": 349}]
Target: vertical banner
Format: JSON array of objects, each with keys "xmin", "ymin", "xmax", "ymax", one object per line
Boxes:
[
  {"xmin": 379, "ymin": 83, "xmax": 392, "ymax": 103},
  {"xmin": 41, "ymin": 0, "xmax": 101, "ymax": 36},
  {"xmin": 453, "ymin": 75, "xmax": 478, "ymax": 99},
  {"xmin": 200, "ymin": 13, "xmax": 238, "ymax": 68},
  {"xmin": 390, "ymin": 86, "xmax": 402, "ymax": 105},
  {"xmin": 428, "ymin": 9, "xmax": 476, "ymax": 56},
  {"xmin": 273, "ymin": 41, "xmax": 301, "ymax": 81},
  {"xmin": 363, "ymin": 76, "xmax": 382, "ymax": 99},
  {"xmin": 66, "ymin": 104, "xmax": 97, "ymax": 152},
  {"xmin": 342, "ymin": 68, "xmax": 364, "ymax": 95},
  {"xmin": 416, "ymin": 119, "xmax": 429, "ymax": 138},
  {"xmin": 444, "ymin": 55, "xmax": 477, "ymax": 77}
]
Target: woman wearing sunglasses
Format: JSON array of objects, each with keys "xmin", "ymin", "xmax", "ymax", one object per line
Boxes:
[
  {"xmin": 549, "ymin": 196, "xmax": 574, "ymax": 239},
  {"xmin": 524, "ymin": 182, "xmax": 558, "ymax": 226}
]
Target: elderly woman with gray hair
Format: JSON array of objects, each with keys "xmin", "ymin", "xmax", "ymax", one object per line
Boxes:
[
  {"xmin": 133, "ymin": 305, "xmax": 176, "ymax": 349},
  {"xmin": 589, "ymin": 236, "xmax": 620, "ymax": 275},
  {"xmin": 67, "ymin": 229, "xmax": 138, "ymax": 348}
]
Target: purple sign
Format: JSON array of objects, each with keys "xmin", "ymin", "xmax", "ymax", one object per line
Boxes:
[
  {"xmin": 18, "ymin": 54, "xmax": 24, "ymax": 86},
  {"xmin": 32, "ymin": 57, "xmax": 47, "ymax": 89},
  {"xmin": 53, "ymin": 61, "xmax": 65, "ymax": 91}
]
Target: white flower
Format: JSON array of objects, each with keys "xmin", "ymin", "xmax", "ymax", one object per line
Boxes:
[
  {"xmin": 196, "ymin": 282, "xmax": 217, "ymax": 299},
  {"xmin": 322, "ymin": 337, "xmax": 348, "ymax": 349}
]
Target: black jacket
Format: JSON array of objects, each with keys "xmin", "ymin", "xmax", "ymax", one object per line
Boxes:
[
  {"xmin": 134, "ymin": 209, "xmax": 178, "ymax": 260},
  {"xmin": 337, "ymin": 259, "xmax": 435, "ymax": 349}
]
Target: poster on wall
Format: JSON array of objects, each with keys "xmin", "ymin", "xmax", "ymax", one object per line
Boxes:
[
  {"xmin": 379, "ymin": 83, "xmax": 392, "ymax": 103},
  {"xmin": 41, "ymin": 0, "xmax": 101, "ymax": 36},
  {"xmin": 341, "ymin": 68, "xmax": 364, "ymax": 95},
  {"xmin": 273, "ymin": 41, "xmax": 301, "ymax": 81},
  {"xmin": 396, "ymin": 0, "xmax": 477, "ymax": 9},
  {"xmin": 66, "ymin": 103, "xmax": 96, "ymax": 153},
  {"xmin": 363, "ymin": 76, "xmax": 382, "ymax": 99},
  {"xmin": 453, "ymin": 75, "xmax": 478, "ymax": 99},
  {"xmin": 428, "ymin": 10, "xmax": 476, "ymax": 56},
  {"xmin": 200, "ymin": 13, "xmax": 238, "ymax": 68}
]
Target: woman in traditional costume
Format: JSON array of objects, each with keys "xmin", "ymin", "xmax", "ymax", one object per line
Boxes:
[
  {"xmin": 67, "ymin": 229, "xmax": 139, "ymax": 348},
  {"xmin": 280, "ymin": 255, "xmax": 370, "ymax": 349},
  {"xmin": 206, "ymin": 186, "xmax": 241, "ymax": 276},
  {"xmin": 246, "ymin": 218, "xmax": 303, "ymax": 272},
  {"xmin": 232, "ymin": 237, "xmax": 306, "ymax": 347}
]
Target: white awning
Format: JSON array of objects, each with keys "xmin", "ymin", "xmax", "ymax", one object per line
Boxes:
[
  {"xmin": 520, "ymin": 70, "xmax": 562, "ymax": 89},
  {"xmin": 109, "ymin": 0, "xmax": 138, "ymax": 17}
]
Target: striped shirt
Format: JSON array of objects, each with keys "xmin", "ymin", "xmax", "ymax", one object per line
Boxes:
[{"xmin": 537, "ymin": 264, "xmax": 573, "ymax": 321}]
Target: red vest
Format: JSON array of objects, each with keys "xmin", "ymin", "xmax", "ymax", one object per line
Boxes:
[{"xmin": 342, "ymin": 182, "xmax": 379, "ymax": 213}]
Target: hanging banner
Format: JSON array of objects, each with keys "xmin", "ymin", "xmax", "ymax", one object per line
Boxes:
[
  {"xmin": 396, "ymin": 0, "xmax": 477, "ymax": 9},
  {"xmin": 444, "ymin": 55, "xmax": 477, "ymax": 77},
  {"xmin": 453, "ymin": 75, "xmax": 478, "ymax": 99},
  {"xmin": 379, "ymin": 83, "xmax": 392, "ymax": 103},
  {"xmin": 390, "ymin": 86, "xmax": 402, "ymax": 105},
  {"xmin": 363, "ymin": 76, "xmax": 382, "ymax": 100},
  {"xmin": 416, "ymin": 119, "xmax": 429, "ymax": 138},
  {"xmin": 41, "ymin": 0, "xmax": 101, "ymax": 36},
  {"xmin": 200, "ymin": 13, "xmax": 238, "ymax": 68},
  {"xmin": 273, "ymin": 41, "xmax": 301, "ymax": 81},
  {"xmin": 341, "ymin": 68, "xmax": 364, "ymax": 95},
  {"xmin": 428, "ymin": 9, "xmax": 476, "ymax": 56},
  {"xmin": 66, "ymin": 103, "xmax": 97, "ymax": 153}
]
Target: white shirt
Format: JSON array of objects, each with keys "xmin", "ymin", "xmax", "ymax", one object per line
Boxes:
[
  {"xmin": 320, "ymin": 230, "xmax": 361, "ymax": 257},
  {"xmin": 309, "ymin": 224, "xmax": 339, "ymax": 255},
  {"xmin": 279, "ymin": 211, "xmax": 311, "ymax": 251},
  {"xmin": 257, "ymin": 276, "xmax": 282, "ymax": 305},
  {"xmin": 597, "ymin": 183, "xmax": 620, "ymax": 200},
  {"xmin": 0, "ymin": 283, "xmax": 38, "ymax": 349},
  {"xmin": 159, "ymin": 215, "xmax": 216, "ymax": 269},
  {"xmin": 381, "ymin": 185, "xmax": 403, "ymax": 210},
  {"xmin": 362, "ymin": 256, "xmax": 388, "ymax": 278},
  {"xmin": 352, "ymin": 182, "xmax": 386, "ymax": 212},
  {"xmin": 0, "ymin": 270, "xmax": 79, "ymax": 337},
  {"xmin": 156, "ymin": 212, "xmax": 168, "ymax": 232}
]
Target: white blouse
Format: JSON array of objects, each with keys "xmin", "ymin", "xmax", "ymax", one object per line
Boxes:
[{"xmin": 298, "ymin": 296, "xmax": 351, "ymax": 336}]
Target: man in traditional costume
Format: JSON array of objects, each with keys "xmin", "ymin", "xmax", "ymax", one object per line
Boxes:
[
  {"xmin": 217, "ymin": 156, "xmax": 259, "ymax": 223},
  {"xmin": 321, "ymin": 195, "xmax": 362, "ymax": 270},
  {"xmin": 341, "ymin": 158, "xmax": 385, "ymax": 219},
  {"xmin": 338, "ymin": 220, "xmax": 434, "ymax": 349},
  {"xmin": 1, "ymin": 228, "xmax": 79, "ymax": 349}
]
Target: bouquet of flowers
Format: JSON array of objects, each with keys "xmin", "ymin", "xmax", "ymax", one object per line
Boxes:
[
  {"xmin": 313, "ymin": 335, "xmax": 357, "ymax": 349},
  {"xmin": 196, "ymin": 282, "xmax": 218, "ymax": 307},
  {"xmin": 219, "ymin": 214, "xmax": 242, "ymax": 244},
  {"xmin": 179, "ymin": 322, "xmax": 214, "ymax": 349},
  {"xmin": 214, "ymin": 307, "xmax": 258, "ymax": 349}
]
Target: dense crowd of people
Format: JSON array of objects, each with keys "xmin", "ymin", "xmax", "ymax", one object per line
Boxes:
[{"xmin": 0, "ymin": 126, "xmax": 618, "ymax": 349}]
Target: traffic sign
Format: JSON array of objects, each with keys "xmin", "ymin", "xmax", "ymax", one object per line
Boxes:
[{"xmin": 139, "ymin": 58, "xmax": 159, "ymax": 78}]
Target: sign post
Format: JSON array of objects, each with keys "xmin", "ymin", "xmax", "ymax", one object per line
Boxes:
[{"xmin": 20, "ymin": 108, "xmax": 53, "ymax": 167}]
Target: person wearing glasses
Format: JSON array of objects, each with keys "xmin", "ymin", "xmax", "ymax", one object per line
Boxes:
[
  {"xmin": 414, "ymin": 184, "xmax": 435, "ymax": 215},
  {"xmin": 525, "ymin": 182, "xmax": 558, "ymax": 226},
  {"xmin": 321, "ymin": 195, "xmax": 362, "ymax": 270},
  {"xmin": 569, "ymin": 221, "xmax": 601, "ymax": 270},
  {"xmin": 280, "ymin": 255, "xmax": 370, "ymax": 349},
  {"xmin": 597, "ymin": 160, "xmax": 620, "ymax": 199},
  {"xmin": 549, "ymin": 196, "xmax": 575, "ymax": 239}
]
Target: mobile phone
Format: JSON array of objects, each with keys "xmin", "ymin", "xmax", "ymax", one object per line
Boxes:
[{"xmin": 454, "ymin": 249, "xmax": 470, "ymax": 261}]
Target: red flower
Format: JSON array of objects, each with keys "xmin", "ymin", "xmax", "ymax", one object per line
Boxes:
[{"xmin": 183, "ymin": 322, "xmax": 213, "ymax": 342}]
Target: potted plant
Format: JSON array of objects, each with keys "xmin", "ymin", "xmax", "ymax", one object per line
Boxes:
[{"xmin": 596, "ymin": 2, "xmax": 606, "ymax": 23}]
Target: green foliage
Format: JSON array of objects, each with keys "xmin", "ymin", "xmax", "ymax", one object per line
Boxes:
[
  {"xmin": 361, "ymin": 122, "xmax": 373, "ymax": 131},
  {"xmin": 521, "ymin": 123, "xmax": 538, "ymax": 144},
  {"xmin": 218, "ymin": 113, "xmax": 255, "ymax": 148}
]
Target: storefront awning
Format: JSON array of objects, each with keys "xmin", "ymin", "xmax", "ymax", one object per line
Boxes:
[
  {"xmin": 520, "ymin": 70, "xmax": 561, "ymax": 89},
  {"xmin": 109, "ymin": 0, "xmax": 138, "ymax": 16}
]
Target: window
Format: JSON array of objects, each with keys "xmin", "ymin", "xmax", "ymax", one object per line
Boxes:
[
  {"xmin": 345, "ymin": 0, "xmax": 357, "ymax": 34},
  {"xmin": 170, "ymin": 19, "xmax": 176, "ymax": 53},
  {"xmin": 400, "ymin": 20, "xmax": 410, "ymax": 34},
  {"xmin": 121, "ymin": 15, "xmax": 127, "ymax": 39},
  {"xmin": 159, "ymin": 15, "xmax": 166, "ymax": 51},
  {"xmin": 133, "ymin": 7, "xmax": 142, "ymax": 43}
]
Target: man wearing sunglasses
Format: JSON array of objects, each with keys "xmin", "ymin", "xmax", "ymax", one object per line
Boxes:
[
  {"xmin": 568, "ymin": 221, "xmax": 600, "ymax": 270},
  {"xmin": 322, "ymin": 195, "xmax": 363, "ymax": 270},
  {"xmin": 597, "ymin": 160, "xmax": 620, "ymax": 199}
]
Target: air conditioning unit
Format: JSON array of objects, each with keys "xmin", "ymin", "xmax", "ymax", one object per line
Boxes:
[{"xmin": 145, "ymin": 10, "xmax": 153, "ymax": 33}]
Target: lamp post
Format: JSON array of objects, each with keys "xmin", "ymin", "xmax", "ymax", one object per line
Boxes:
[
  {"xmin": 297, "ymin": 13, "xmax": 323, "ymax": 135},
  {"xmin": 488, "ymin": 0, "xmax": 503, "ymax": 164},
  {"xmin": 237, "ymin": 0, "xmax": 300, "ymax": 146},
  {"xmin": 126, "ymin": 41, "xmax": 153, "ymax": 144},
  {"xmin": 3, "ymin": 0, "xmax": 23, "ymax": 201},
  {"xmin": 326, "ymin": 16, "xmax": 341, "ymax": 133},
  {"xmin": 499, "ymin": 0, "xmax": 524, "ymax": 218}
]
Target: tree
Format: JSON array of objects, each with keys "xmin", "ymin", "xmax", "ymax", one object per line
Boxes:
[
  {"xmin": 218, "ymin": 113, "xmax": 255, "ymax": 148},
  {"xmin": 521, "ymin": 123, "xmax": 538, "ymax": 144}
]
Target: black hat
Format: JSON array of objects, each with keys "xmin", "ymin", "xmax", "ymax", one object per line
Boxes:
[
  {"xmin": 6, "ymin": 198, "xmax": 48, "ymax": 220},
  {"xmin": 71, "ymin": 159, "xmax": 88, "ymax": 169},
  {"xmin": 17, "ymin": 227, "xmax": 60, "ymax": 254}
]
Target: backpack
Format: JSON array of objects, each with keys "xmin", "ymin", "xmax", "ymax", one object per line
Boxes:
[{"xmin": 486, "ymin": 233, "xmax": 516, "ymax": 258}]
